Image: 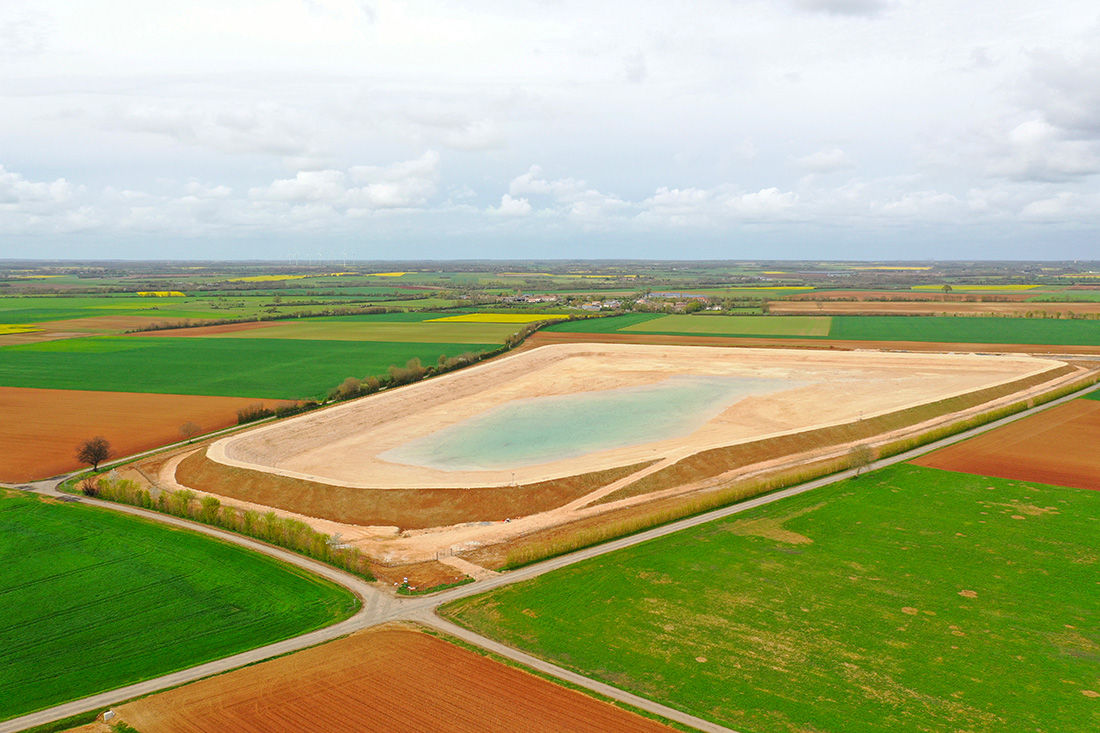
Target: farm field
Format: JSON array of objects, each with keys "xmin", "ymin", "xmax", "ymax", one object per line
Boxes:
[
  {"xmin": 113, "ymin": 625, "xmax": 675, "ymax": 733},
  {"xmin": 0, "ymin": 490, "xmax": 357, "ymax": 721},
  {"xmin": 769, "ymin": 300, "xmax": 1100, "ymax": 317},
  {"xmin": 786, "ymin": 290, "xmax": 1036, "ymax": 302},
  {"xmin": 142, "ymin": 318, "xmax": 527, "ymax": 343},
  {"xmin": 441, "ymin": 464, "xmax": 1100, "ymax": 733},
  {"xmin": 547, "ymin": 313, "xmax": 1100, "ymax": 346},
  {"xmin": 828, "ymin": 315, "xmax": 1100, "ymax": 345},
  {"xmin": 0, "ymin": 387, "xmax": 290, "ymax": 482},
  {"xmin": 0, "ymin": 336, "xmax": 496, "ymax": 399},
  {"xmin": 911, "ymin": 398, "xmax": 1100, "ymax": 491},
  {"xmin": 620, "ymin": 314, "xmax": 831, "ymax": 336}
]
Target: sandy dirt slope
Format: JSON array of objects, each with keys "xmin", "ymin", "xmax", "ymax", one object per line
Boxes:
[
  {"xmin": 912, "ymin": 398, "xmax": 1100, "ymax": 491},
  {"xmin": 210, "ymin": 343, "xmax": 1060, "ymax": 490},
  {"xmin": 115, "ymin": 625, "xmax": 675, "ymax": 733}
]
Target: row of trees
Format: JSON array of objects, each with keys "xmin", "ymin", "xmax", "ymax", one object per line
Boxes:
[{"xmin": 80, "ymin": 473, "xmax": 370, "ymax": 578}]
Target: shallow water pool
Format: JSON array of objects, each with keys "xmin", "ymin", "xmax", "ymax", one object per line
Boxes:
[{"xmin": 379, "ymin": 375, "xmax": 800, "ymax": 471}]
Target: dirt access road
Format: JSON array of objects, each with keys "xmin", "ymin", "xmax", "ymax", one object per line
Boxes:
[{"xmin": 3, "ymin": 380, "xmax": 1098, "ymax": 733}]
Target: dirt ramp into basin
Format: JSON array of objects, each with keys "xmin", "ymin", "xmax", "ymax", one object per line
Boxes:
[
  {"xmin": 913, "ymin": 398, "xmax": 1100, "ymax": 491},
  {"xmin": 115, "ymin": 626, "xmax": 675, "ymax": 733}
]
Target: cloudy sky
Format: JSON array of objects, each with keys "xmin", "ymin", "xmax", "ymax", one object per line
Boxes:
[{"xmin": 2, "ymin": 0, "xmax": 1098, "ymax": 260}]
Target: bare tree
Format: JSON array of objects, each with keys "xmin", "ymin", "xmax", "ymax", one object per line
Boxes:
[
  {"xmin": 76, "ymin": 436, "xmax": 111, "ymax": 471},
  {"xmin": 179, "ymin": 422, "xmax": 202, "ymax": 443},
  {"xmin": 849, "ymin": 444, "xmax": 874, "ymax": 477}
]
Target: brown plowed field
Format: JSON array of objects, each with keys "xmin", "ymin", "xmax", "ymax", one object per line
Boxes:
[
  {"xmin": 521, "ymin": 330, "xmax": 1100, "ymax": 355},
  {"xmin": 115, "ymin": 626, "xmax": 674, "ymax": 733},
  {"xmin": 39, "ymin": 315, "xmax": 172, "ymax": 332},
  {"xmin": 912, "ymin": 398, "xmax": 1100, "ymax": 491},
  {"xmin": 129, "ymin": 321, "xmax": 280, "ymax": 337},
  {"xmin": 769, "ymin": 300, "xmax": 1100, "ymax": 316},
  {"xmin": 0, "ymin": 387, "xmax": 290, "ymax": 482}
]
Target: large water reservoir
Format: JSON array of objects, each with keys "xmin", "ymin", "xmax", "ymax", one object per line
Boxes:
[{"xmin": 379, "ymin": 375, "xmax": 799, "ymax": 471}]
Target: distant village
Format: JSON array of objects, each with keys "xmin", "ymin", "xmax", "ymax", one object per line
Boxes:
[{"xmin": 499, "ymin": 291, "xmax": 722, "ymax": 313}]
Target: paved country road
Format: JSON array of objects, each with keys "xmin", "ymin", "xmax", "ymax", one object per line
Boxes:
[{"xmin": 2, "ymin": 377, "xmax": 1097, "ymax": 733}]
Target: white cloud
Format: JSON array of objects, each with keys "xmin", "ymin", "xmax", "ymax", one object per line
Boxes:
[
  {"xmin": 726, "ymin": 187, "xmax": 799, "ymax": 217},
  {"xmin": 440, "ymin": 119, "xmax": 505, "ymax": 152},
  {"xmin": 111, "ymin": 103, "xmax": 320, "ymax": 157},
  {"xmin": 255, "ymin": 170, "xmax": 347, "ymax": 203},
  {"xmin": 0, "ymin": 3, "xmax": 53, "ymax": 59},
  {"xmin": 987, "ymin": 118, "xmax": 1100, "ymax": 181},
  {"xmin": 795, "ymin": 147, "xmax": 854, "ymax": 173},
  {"xmin": 790, "ymin": 0, "xmax": 892, "ymax": 17},
  {"xmin": 509, "ymin": 166, "xmax": 588, "ymax": 199},
  {"xmin": 0, "ymin": 164, "xmax": 73, "ymax": 206},
  {"xmin": 489, "ymin": 193, "xmax": 531, "ymax": 217}
]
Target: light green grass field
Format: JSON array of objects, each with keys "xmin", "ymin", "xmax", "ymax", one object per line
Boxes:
[
  {"xmin": 0, "ymin": 336, "xmax": 495, "ymax": 399},
  {"xmin": 442, "ymin": 464, "xmax": 1100, "ymax": 733},
  {"xmin": 0, "ymin": 490, "xmax": 357, "ymax": 721},
  {"xmin": 829, "ymin": 315, "xmax": 1100, "ymax": 345},
  {"xmin": 622, "ymin": 314, "xmax": 832, "ymax": 337}
]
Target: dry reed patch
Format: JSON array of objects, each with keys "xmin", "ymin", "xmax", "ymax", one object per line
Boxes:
[
  {"xmin": 913, "ymin": 399, "xmax": 1100, "ymax": 492},
  {"xmin": 115, "ymin": 626, "xmax": 675, "ymax": 733}
]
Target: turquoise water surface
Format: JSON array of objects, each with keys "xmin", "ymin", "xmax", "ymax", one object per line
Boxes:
[{"xmin": 380, "ymin": 375, "xmax": 799, "ymax": 471}]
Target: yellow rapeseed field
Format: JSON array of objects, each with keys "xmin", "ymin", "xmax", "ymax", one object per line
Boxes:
[
  {"xmin": 427, "ymin": 313, "xmax": 568, "ymax": 324},
  {"xmin": 0, "ymin": 324, "xmax": 41, "ymax": 335}
]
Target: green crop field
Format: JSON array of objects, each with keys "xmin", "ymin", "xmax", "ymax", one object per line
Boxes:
[
  {"xmin": 442, "ymin": 464, "xmax": 1100, "ymax": 733},
  {"xmin": 829, "ymin": 315, "xmax": 1100, "ymax": 345},
  {"xmin": 0, "ymin": 490, "xmax": 357, "ymax": 721},
  {"xmin": 544, "ymin": 312, "xmax": 1100, "ymax": 346},
  {"xmin": 622, "ymin": 314, "xmax": 832, "ymax": 337},
  {"xmin": 543, "ymin": 314, "xmax": 666, "ymax": 332},
  {"xmin": 199, "ymin": 318, "xmax": 523, "ymax": 343},
  {"xmin": 0, "ymin": 293, "xmax": 431, "ymax": 327},
  {"xmin": 0, "ymin": 336, "xmax": 495, "ymax": 399}
]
